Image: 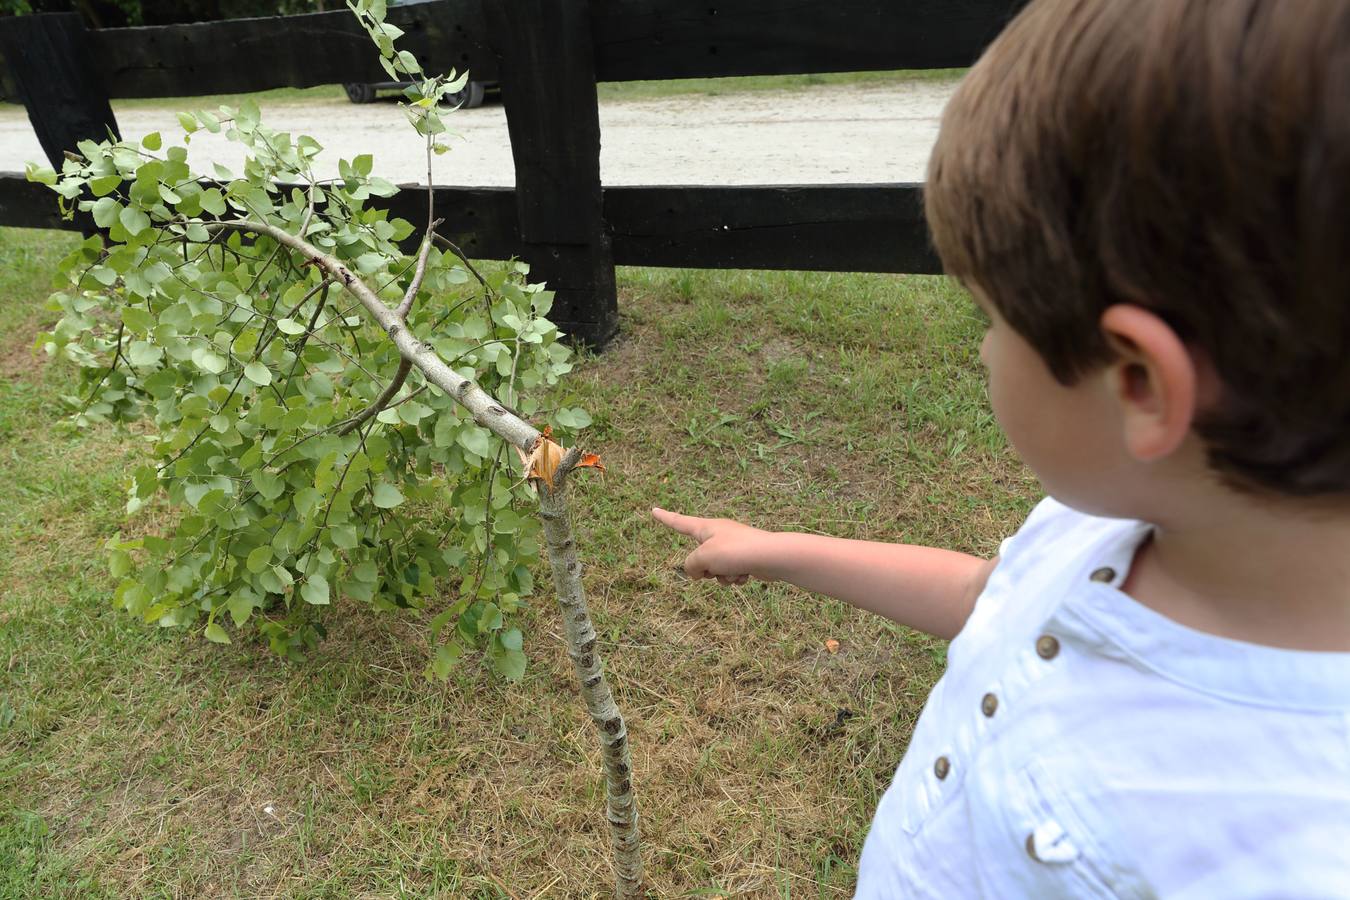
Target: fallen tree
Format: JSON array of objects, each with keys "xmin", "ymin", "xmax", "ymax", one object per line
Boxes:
[{"xmin": 26, "ymin": 0, "xmax": 642, "ymax": 892}]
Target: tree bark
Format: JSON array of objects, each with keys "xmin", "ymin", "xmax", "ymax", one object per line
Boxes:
[{"xmin": 539, "ymin": 449, "xmax": 643, "ymax": 897}]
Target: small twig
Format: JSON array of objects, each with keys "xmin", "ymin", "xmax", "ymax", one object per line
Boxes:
[
  {"xmin": 158, "ymin": 371, "xmax": 247, "ymax": 473},
  {"xmin": 467, "ymin": 442, "xmax": 508, "ymax": 600},
  {"xmin": 429, "ymin": 293, "xmax": 485, "ymax": 334},
  {"xmin": 298, "ymin": 180, "xmax": 318, "ymax": 237},
  {"xmin": 277, "ymin": 284, "xmax": 331, "ymax": 398},
  {"xmin": 431, "ymin": 233, "xmax": 490, "ymax": 289},
  {"xmin": 286, "ymin": 276, "xmax": 335, "ymax": 319},
  {"xmin": 337, "ymin": 357, "xmax": 411, "ymax": 436},
  {"xmin": 78, "ymin": 321, "xmax": 127, "ymax": 415},
  {"xmin": 395, "ymin": 218, "xmax": 442, "ymax": 320},
  {"xmin": 320, "ymin": 413, "xmax": 379, "ymax": 531}
]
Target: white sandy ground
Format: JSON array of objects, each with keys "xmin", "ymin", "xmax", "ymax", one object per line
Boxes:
[{"xmin": 0, "ymin": 80, "xmax": 956, "ymax": 188}]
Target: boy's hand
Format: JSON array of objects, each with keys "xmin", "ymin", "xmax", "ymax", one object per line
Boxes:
[{"xmin": 651, "ymin": 507, "xmax": 776, "ymax": 586}]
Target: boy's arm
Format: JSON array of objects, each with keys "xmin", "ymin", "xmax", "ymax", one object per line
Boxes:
[{"xmin": 652, "ymin": 508, "xmax": 996, "ymax": 641}]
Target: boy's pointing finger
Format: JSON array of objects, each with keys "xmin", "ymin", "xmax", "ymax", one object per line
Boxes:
[{"xmin": 651, "ymin": 507, "xmax": 706, "ymax": 540}]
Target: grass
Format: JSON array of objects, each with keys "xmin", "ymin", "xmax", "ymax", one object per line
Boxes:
[
  {"xmin": 0, "ymin": 226, "xmax": 1038, "ymax": 897},
  {"xmin": 594, "ymin": 70, "xmax": 964, "ymax": 103},
  {"xmin": 0, "ymin": 70, "xmax": 962, "ymax": 116}
]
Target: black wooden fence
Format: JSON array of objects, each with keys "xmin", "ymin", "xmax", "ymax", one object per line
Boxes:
[{"xmin": 0, "ymin": 0, "xmax": 1027, "ymax": 348}]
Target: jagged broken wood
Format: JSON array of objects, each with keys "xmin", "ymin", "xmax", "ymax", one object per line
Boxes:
[{"xmin": 202, "ymin": 218, "xmax": 644, "ymax": 897}]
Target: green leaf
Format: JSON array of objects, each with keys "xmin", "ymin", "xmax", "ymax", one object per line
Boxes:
[
  {"xmin": 301, "ymin": 575, "xmax": 330, "ymax": 606},
  {"xmin": 477, "ymin": 602, "xmax": 503, "ymax": 634},
  {"xmin": 246, "ymin": 545, "xmax": 272, "ymax": 574},
  {"xmin": 397, "ymin": 401, "xmax": 431, "ymax": 424},
  {"xmin": 109, "ymin": 549, "xmax": 132, "ymax": 578},
  {"xmin": 251, "ymin": 470, "xmax": 284, "ymax": 501},
  {"xmin": 243, "ymin": 361, "xmax": 272, "ymax": 386},
  {"xmin": 24, "ymin": 162, "xmax": 57, "ymax": 186},
  {"xmin": 294, "ymin": 487, "xmax": 322, "ymax": 519},
  {"xmin": 191, "ymin": 348, "xmax": 227, "ymax": 374},
  {"xmin": 353, "ymin": 154, "xmax": 373, "ymax": 176},
  {"xmin": 352, "ymin": 560, "xmax": 378, "ymax": 584},
  {"xmin": 371, "ymin": 482, "xmax": 404, "ymax": 509},
  {"xmin": 89, "ymin": 175, "xmax": 122, "ymax": 197},
  {"xmin": 495, "ymin": 649, "xmax": 527, "ymax": 681},
  {"xmin": 276, "ymin": 318, "xmax": 307, "ymax": 335},
  {"xmin": 330, "ymin": 525, "xmax": 358, "ymax": 549},
  {"xmin": 119, "ymin": 205, "xmax": 151, "ymax": 236},
  {"xmin": 120, "ymin": 306, "xmax": 154, "ymax": 333},
  {"xmin": 457, "ymin": 425, "xmax": 492, "ymax": 459},
  {"xmin": 177, "ymin": 112, "xmax": 198, "ymax": 133},
  {"xmin": 431, "ymin": 642, "xmax": 461, "ymax": 680},
  {"xmin": 126, "ymin": 341, "xmax": 163, "ymax": 367},
  {"xmin": 205, "ymin": 623, "xmax": 231, "ymax": 644},
  {"xmin": 555, "ymin": 407, "xmax": 592, "ymax": 429},
  {"xmin": 91, "ymin": 197, "xmax": 120, "ymax": 229},
  {"xmin": 141, "ymin": 131, "xmax": 162, "ymax": 151},
  {"xmin": 354, "ymin": 253, "xmax": 385, "ymax": 274},
  {"xmin": 200, "ymin": 188, "xmax": 226, "ymax": 216},
  {"xmin": 433, "ymin": 414, "xmax": 457, "ymax": 448},
  {"xmin": 227, "ymin": 593, "xmax": 255, "ymax": 627}
]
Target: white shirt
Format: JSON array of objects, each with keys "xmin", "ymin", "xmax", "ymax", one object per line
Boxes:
[{"xmin": 855, "ymin": 498, "xmax": 1350, "ymax": 898}]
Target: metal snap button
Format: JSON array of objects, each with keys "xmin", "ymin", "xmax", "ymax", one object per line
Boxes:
[
  {"xmin": 934, "ymin": 755, "xmax": 951, "ymax": 779},
  {"xmin": 1090, "ymin": 566, "xmax": 1116, "ymax": 583},
  {"xmin": 1035, "ymin": 634, "xmax": 1060, "ymax": 659},
  {"xmin": 981, "ymin": 692, "xmax": 998, "ymax": 717}
]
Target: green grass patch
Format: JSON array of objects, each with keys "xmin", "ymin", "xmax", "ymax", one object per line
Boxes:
[
  {"xmin": 0, "ymin": 85, "xmax": 346, "ymax": 115},
  {"xmin": 595, "ymin": 69, "xmax": 964, "ymax": 102},
  {"xmin": 0, "ymin": 225, "xmax": 1036, "ymax": 896}
]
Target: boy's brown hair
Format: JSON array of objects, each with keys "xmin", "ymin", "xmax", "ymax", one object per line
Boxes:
[{"xmin": 926, "ymin": 0, "xmax": 1350, "ymax": 496}]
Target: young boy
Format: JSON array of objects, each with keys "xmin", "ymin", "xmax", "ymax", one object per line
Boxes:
[{"xmin": 653, "ymin": 0, "xmax": 1350, "ymax": 895}]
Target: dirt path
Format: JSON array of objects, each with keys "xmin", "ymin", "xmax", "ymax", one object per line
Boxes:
[{"xmin": 0, "ymin": 80, "xmax": 955, "ymax": 187}]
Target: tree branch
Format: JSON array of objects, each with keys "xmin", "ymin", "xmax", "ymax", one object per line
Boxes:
[
  {"xmin": 395, "ymin": 217, "xmax": 442, "ymax": 320},
  {"xmin": 337, "ymin": 357, "xmax": 410, "ymax": 436},
  {"xmin": 202, "ymin": 219, "xmax": 540, "ymax": 453}
]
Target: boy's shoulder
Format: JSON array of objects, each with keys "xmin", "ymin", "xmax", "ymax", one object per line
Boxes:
[
  {"xmin": 964, "ymin": 496, "xmax": 1145, "ymax": 641},
  {"xmin": 869, "ymin": 498, "xmax": 1350, "ymax": 898},
  {"xmin": 962, "ymin": 496, "xmax": 1350, "ymax": 713}
]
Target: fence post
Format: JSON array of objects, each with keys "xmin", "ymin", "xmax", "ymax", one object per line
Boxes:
[
  {"xmin": 0, "ymin": 12, "xmax": 120, "ymax": 170},
  {"xmin": 484, "ymin": 0, "xmax": 618, "ymax": 351}
]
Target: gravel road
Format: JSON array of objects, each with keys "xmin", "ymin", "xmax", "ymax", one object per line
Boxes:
[{"xmin": 0, "ymin": 80, "xmax": 955, "ymax": 186}]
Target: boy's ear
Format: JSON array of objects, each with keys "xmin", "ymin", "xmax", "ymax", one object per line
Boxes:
[{"xmin": 1098, "ymin": 304, "xmax": 1198, "ymax": 462}]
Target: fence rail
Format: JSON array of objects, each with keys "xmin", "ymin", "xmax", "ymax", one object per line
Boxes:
[{"xmin": 0, "ymin": 0, "xmax": 1026, "ymax": 346}]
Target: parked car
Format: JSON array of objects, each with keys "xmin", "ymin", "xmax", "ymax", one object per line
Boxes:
[{"xmin": 342, "ymin": 78, "xmax": 493, "ymax": 109}]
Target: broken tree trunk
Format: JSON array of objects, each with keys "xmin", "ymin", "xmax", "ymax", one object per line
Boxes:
[{"xmin": 204, "ymin": 219, "xmax": 644, "ymax": 897}]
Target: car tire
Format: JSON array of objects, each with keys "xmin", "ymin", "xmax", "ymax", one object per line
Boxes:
[
  {"xmin": 344, "ymin": 82, "xmax": 377, "ymax": 104},
  {"xmin": 446, "ymin": 80, "xmax": 486, "ymax": 109}
]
